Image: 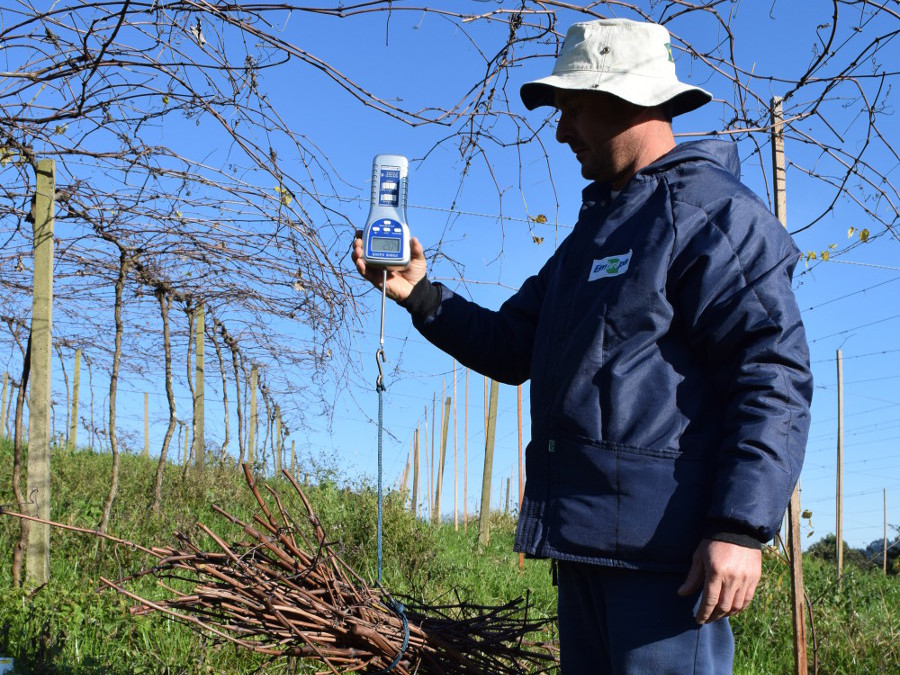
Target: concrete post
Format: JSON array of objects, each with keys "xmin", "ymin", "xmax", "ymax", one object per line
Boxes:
[
  {"xmin": 26, "ymin": 158, "xmax": 54, "ymax": 587},
  {"xmin": 68, "ymin": 349, "xmax": 81, "ymax": 449}
]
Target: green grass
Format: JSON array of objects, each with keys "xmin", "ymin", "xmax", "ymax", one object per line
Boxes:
[
  {"xmin": 734, "ymin": 549, "xmax": 899, "ymax": 674},
  {"xmin": 0, "ymin": 441, "xmax": 897, "ymax": 673},
  {"xmin": 0, "ymin": 443, "xmax": 554, "ymax": 673}
]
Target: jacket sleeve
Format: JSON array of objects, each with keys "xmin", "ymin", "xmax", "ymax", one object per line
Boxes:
[
  {"xmin": 400, "ymin": 252, "xmax": 559, "ymax": 386},
  {"xmin": 669, "ymin": 188, "xmax": 813, "ymax": 544}
]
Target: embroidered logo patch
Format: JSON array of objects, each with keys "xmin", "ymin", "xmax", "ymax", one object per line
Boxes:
[{"xmin": 588, "ymin": 250, "xmax": 633, "ymax": 281}]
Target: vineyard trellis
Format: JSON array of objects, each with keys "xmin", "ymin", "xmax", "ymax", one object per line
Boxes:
[{"xmin": 1, "ymin": 0, "xmax": 897, "ymax": 455}]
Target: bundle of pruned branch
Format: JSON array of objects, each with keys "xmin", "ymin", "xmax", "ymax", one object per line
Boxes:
[{"xmin": 12, "ymin": 464, "xmax": 557, "ymax": 674}]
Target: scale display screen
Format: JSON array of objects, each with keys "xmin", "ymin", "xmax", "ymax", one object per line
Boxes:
[{"xmin": 370, "ymin": 236, "xmax": 401, "ymax": 253}]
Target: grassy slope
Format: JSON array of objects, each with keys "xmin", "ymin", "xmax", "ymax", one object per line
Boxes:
[{"xmin": 0, "ymin": 442, "xmax": 897, "ymax": 673}]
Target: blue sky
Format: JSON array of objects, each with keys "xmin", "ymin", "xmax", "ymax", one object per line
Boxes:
[{"xmin": 4, "ymin": 1, "xmax": 898, "ymax": 550}]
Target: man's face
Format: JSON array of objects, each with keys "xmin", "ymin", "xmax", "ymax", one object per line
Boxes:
[{"xmin": 554, "ymin": 90, "xmax": 652, "ymax": 188}]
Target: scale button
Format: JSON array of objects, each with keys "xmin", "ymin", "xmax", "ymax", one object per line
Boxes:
[
  {"xmin": 372, "ymin": 226, "xmax": 380, "ymax": 232},
  {"xmin": 393, "ymin": 227, "xmax": 402, "ymax": 233}
]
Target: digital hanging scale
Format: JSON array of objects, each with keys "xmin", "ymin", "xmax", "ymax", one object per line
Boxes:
[
  {"xmin": 361, "ymin": 154, "xmax": 412, "ymax": 585},
  {"xmin": 362, "ymin": 154, "xmax": 410, "ymax": 268}
]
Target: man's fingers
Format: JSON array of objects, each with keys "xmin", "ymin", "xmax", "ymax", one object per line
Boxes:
[
  {"xmin": 676, "ymin": 556, "xmax": 703, "ymax": 597},
  {"xmin": 706, "ymin": 580, "xmax": 737, "ymax": 623},
  {"xmin": 683, "ymin": 539, "xmax": 762, "ymax": 624},
  {"xmin": 695, "ymin": 576, "xmax": 721, "ymax": 624},
  {"xmin": 742, "ymin": 577, "xmax": 758, "ymax": 608},
  {"xmin": 729, "ymin": 586, "xmax": 749, "ymax": 616},
  {"xmin": 729, "ymin": 573, "xmax": 759, "ymax": 616}
]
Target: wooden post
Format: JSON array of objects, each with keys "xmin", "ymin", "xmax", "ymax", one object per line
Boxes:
[
  {"xmin": 0, "ymin": 371, "xmax": 8, "ymax": 439},
  {"xmin": 431, "ymin": 392, "xmax": 436, "ymax": 522},
  {"xmin": 229, "ymin": 341, "xmax": 244, "ymax": 463},
  {"xmin": 291, "ymin": 439, "xmax": 296, "ymax": 476},
  {"xmin": 787, "ymin": 483, "xmax": 808, "ymax": 672},
  {"xmin": 209, "ymin": 320, "xmax": 230, "ymax": 455},
  {"xmin": 518, "ymin": 384, "xmax": 525, "ymax": 570},
  {"xmin": 434, "ymin": 394, "xmax": 451, "ymax": 525},
  {"xmin": 248, "ymin": 365, "xmax": 258, "ymax": 465},
  {"xmin": 453, "ymin": 360, "xmax": 458, "ymax": 530},
  {"xmin": 771, "ymin": 98, "xmax": 787, "ymax": 226},
  {"xmin": 884, "ymin": 488, "xmax": 888, "ymax": 575},
  {"xmin": 86, "ymin": 356, "xmax": 95, "ymax": 451},
  {"xmin": 413, "ymin": 425, "xmax": 420, "ymax": 518},
  {"xmin": 484, "ymin": 375, "xmax": 489, "ymax": 432},
  {"xmin": 400, "ymin": 443, "xmax": 411, "ymax": 503},
  {"xmin": 68, "ymin": 349, "xmax": 80, "ymax": 449},
  {"xmin": 771, "ymin": 96, "xmax": 808, "ymax": 675},
  {"xmin": 26, "ymin": 157, "xmax": 54, "ymax": 587},
  {"xmin": 478, "ymin": 379, "xmax": 499, "ymax": 547},
  {"xmin": 836, "ymin": 348, "xmax": 844, "ymax": 582},
  {"xmin": 505, "ymin": 476, "xmax": 511, "ymax": 514},
  {"xmin": 143, "ymin": 392, "xmax": 150, "ymax": 458},
  {"xmin": 464, "ymin": 368, "xmax": 468, "ymax": 529},
  {"xmin": 425, "ymin": 403, "xmax": 431, "ymax": 522},
  {"xmin": 192, "ymin": 305, "xmax": 205, "ymax": 470}
]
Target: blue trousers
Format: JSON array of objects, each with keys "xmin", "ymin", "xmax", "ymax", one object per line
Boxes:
[{"xmin": 556, "ymin": 561, "xmax": 734, "ymax": 674}]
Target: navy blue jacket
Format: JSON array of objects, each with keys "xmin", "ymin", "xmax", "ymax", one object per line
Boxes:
[{"xmin": 404, "ymin": 140, "xmax": 812, "ymax": 571}]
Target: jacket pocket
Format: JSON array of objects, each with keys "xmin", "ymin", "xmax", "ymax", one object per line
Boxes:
[{"xmin": 548, "ymin": 436, "xmax": 713, "ymax": 565}]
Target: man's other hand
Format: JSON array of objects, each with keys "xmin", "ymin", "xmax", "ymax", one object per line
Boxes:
[
  {"xmin": 677, "ymin": 538, "xmax": 762, "ymax": 624},
  {"xmin": 352, "ymin": 233, "xmax": 428, "ymax": 303}
]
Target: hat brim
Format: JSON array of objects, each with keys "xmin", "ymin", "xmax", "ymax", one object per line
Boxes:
[{"xmin": 520, "ymin": 74, "xmax": 712, "ymax": 117}]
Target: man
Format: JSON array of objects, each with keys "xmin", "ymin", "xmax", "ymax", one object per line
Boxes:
[{"xmin": 353, "ymin": 19, "xmax": 812, "ymax": 674}]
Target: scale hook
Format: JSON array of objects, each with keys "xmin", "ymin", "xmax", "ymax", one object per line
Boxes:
[{"xmin": 375, "ymin": 347, "xmax": 386, "ymax": 391}]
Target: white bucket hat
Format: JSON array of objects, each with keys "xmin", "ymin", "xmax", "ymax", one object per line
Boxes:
[{"xmin": 520, "ymin": 19, "xmax": 712, "ymax": 116}]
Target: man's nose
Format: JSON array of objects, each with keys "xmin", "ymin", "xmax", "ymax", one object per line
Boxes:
[{"xmin": 555, "ymin": 113, "xmax": 570, "ymax": 144}]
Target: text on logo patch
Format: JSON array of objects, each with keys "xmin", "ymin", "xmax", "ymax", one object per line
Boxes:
[{"xmin": 588, "ymin": 250, "xmax": 633, "ymax": 281}]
